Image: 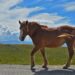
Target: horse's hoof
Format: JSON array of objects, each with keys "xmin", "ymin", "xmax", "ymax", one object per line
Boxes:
[
  {"xmin": 63, "ymin": 66, "xmax": 68, "ymax": 69},
  {"xmin": 31, "ymin": 67, "xmax": 36, "ymax": 72},
  {"xmin": 42, "ymin": 65, "xmax": 48, "ymax": 69},
  {"xmin": 31, "ymin": 64, "xmax": 35, "ymax": 69}
]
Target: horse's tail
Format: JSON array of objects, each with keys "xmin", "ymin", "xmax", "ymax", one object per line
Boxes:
[
  {"xmin": 57, "ymin": 33, "xmax": 74, "ymax": 38},
  {"xmin": 58, "ymin": 33, "xmax": 75, "ymax": 48}
]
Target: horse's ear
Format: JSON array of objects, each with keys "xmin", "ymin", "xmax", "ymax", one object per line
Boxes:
[
  {"xmin": 19, "ymin": 20, "xmax": 21, "ymax": 24},
  {"xmin": 26, "ymin": 20, "xmax": 28, "ymax": 24}
]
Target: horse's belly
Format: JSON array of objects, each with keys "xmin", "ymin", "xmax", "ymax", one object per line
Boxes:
[{"xmin": 46, "ymin": 38, "xmax": 65, "ymax": 48}]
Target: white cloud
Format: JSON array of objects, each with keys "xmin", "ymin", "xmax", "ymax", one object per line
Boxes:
[
  {"xmin": 0, "ymin": 25, "xmax": 11, "ymax": 36},
  {"xmin": 28, "ymin": 13, "xmax": 66, "ymax": 27},
  {"xmin": 53, "ymin": 21, "xmax": 73, "ymax": 27},
  {"xmin": 0, "ymin": 0, "xmax": 43, "ymax": 34},
  {"xmin": 63, "ymin": 2, "xmax": 75, "ymax": 11},
  {"xmin": 0, "ymin": 0, "xmax": 22, "ymax": 10}
]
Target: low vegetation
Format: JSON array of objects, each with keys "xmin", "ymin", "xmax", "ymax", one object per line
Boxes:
[{"xmin": 0, "ymin": 44, "xmax": 75, "ymax": 65}]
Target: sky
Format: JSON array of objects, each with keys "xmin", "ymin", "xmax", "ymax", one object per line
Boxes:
[{"xmin": 0, "ymin": 0, "xmax": 75, "ymax": 44}]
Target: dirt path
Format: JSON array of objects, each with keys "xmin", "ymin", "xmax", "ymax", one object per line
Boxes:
[{"xmin": 0, "ymin": 65, "xmax": 75, "ymax": 75}]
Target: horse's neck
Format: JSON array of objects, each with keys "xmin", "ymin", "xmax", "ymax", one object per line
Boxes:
[{"xmin": 28, "ymin": 26, "xmax": 41, "ymax": 38}]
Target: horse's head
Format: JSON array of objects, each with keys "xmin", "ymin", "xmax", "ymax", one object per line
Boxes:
[
  {"xmin": 19, "ymin": 20, "xmax": 41, "ymax": 41},
  {"xmin": 19, "ymin": 20, "xmax": 29, "ymax": 41}
]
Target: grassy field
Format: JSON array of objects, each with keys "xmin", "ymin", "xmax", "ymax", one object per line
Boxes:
[{"xmin": 0, "ymin": 44, "xmax": 75, "ymax": 65}]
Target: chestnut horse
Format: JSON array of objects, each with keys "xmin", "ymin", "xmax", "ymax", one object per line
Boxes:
[{"xmin": 19, "ymin": 20, "xmax": 75, "ymax": 69}]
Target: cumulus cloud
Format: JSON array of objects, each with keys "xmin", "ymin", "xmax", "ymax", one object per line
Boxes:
[
  {"xmin": 0, "ymin": 0, "xmax": 43, "ymax": 34},
  {"xmin": 28, "ymin": 13, "xmax": 69, "ymax": 27},
  {"xmin": 63, "ymin": 2, "xmax": 75, "ymax": 11},
  {"xmin": 0, "ymin": 25, "xmax": 11, "ymax": 36},
  {"xmin": 0, "ymin": 0, "xmax": 22, "ymax": 10}
]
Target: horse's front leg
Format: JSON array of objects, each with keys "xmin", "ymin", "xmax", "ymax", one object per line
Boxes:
[
  {"xmin": 63, "ymin": 38, "xmax": 74, "ymax": 69},
  {"xmin": 40, "ymin": 48, "xmax": 48, "ymax": 69},
  {"xmin": 31, "ymin": 46, "xmax": 39, "ymax": 69}
]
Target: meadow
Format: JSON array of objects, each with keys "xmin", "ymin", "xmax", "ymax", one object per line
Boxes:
[{"xmin": 0, "ymin": 44, "xmax": 75, "ymax": 65}]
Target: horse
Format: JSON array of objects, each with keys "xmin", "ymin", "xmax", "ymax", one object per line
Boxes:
[{"xmin": 19, "ymin": 20, "xmax": 75, "ymax": 69}]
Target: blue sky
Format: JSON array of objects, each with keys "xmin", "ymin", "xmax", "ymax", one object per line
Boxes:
[{"xmin": 0, "ymin": 0, "xmax": 75, "ymax": 44}]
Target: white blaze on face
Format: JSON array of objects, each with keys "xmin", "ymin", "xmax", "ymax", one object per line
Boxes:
[{"xmin": 19, "ymin": 29, "xmax": 23, "ymax": 40}]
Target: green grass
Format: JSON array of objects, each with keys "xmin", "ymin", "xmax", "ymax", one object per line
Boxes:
[{"xmin": 0, "ymin": 44, "xmax": 75, "ymax": 65}]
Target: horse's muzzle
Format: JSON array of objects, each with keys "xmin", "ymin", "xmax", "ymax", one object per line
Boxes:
[{"xmin": 19, "ymin": 36, "xmax": 24, "ymax": 41}]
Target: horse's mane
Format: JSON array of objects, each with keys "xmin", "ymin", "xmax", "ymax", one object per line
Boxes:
[
  {"xmin": 30, "ymin": 22, "xmax": 48, "ymax": 29},
  {"xmin": 59, "ymin": 25, "xmax": 75, "ymax": 30},
  {"xmin": 30, "ymin": 22, "xmax": 41, "ymax": 26},
  {"xmin": 29, "ymin": 21, "xmax": 75, "ymax": 31}
]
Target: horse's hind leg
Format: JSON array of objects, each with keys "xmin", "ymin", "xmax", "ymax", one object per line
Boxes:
[
  {"xmin": 40, "ymin": 48, "xmax": 48, "ymax": 68},
  {"xmin": 63, "ymin": 38, "xmax": 74, "ymax": 69},
  {"xmin": 31, "ymin": 46, "xmax": 39, "ymax": 69}
]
